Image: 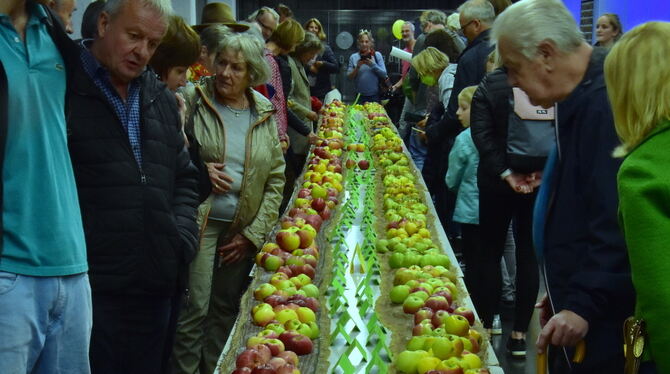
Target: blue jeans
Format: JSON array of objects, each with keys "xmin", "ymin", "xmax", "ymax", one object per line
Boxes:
[
  {"xmin": 409, "ymin": 131, "xmax": 428, "ymax": 171},
  {"xmin": 0, "ymin": 271, "xmax": 92, "ymax": 374}
]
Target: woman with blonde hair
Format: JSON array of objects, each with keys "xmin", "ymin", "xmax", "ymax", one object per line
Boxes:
[
  {"xmin": 304, "ymin": 17, "xmax": 340, "ymax": 101},
  {"xmin": 606, "ymin": 21, "xmax": 670, "ymax": 374}
]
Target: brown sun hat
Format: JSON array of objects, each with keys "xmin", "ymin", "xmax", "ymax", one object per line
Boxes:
[{"xmin": 193, "ymin": 3, "xmax": 249, "ymax": 33}]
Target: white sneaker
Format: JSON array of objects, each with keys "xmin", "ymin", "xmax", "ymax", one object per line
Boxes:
[{"xmin": 491, "ymin": 314, "xmax": 503, "ymax": 335}]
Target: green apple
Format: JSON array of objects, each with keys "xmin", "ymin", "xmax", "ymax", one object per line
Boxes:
[
  {"xmin": 296, "ymin": 307, "xmax": 316, "ymax": 323},
  {"xmin": 402, "ymin": 295, "xmax": 425, "ymax": 314},
  {"xmin": 254, "ymin": 283, "xmax": 277, "ymax": 301},
  {"xmin": 431, "ymin": 336, "xmax": 456, "ymax": 360},
  {"xmin": 275, "ymin": 309, "xmax": 298, "ymax": 324},
  {"xmin": 461, "ymin": 353, "xmax": 482, "ymax": 369},
  {"xmin": 390, "ymin": 285, "xmax": 411, "ymax": 304},
  {"xmin": 389, "ymin": 253, "xmax": 405, "ymax": 269},
  {"xmin": 301, "ymin": 284, "xmax": 319, "ymax": 298},
  {"xmin": 444, "ymin": 315, "xmax": 470, "ymax": 337},
  {"xmin": 410, "ymin": 290, "xmax": 429, "ymax": 301},
  {"xmin": 395, "ymin": 350, "xmax": 429, "ymax": 374},
  {"xmin": 406, "ymin": 336, "xmax": 427, "ymax": 351},
  {"xmin": 416, "ymin": 356, "xmax": 441, "ymax": 374}
]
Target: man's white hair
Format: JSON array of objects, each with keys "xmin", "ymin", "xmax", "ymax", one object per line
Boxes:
[
  {"xmin": 104, "ymin": 0, "xmax": 172, "ymax": 21},
  {"xmin": 458, "ymin": 0, "xmax": 495, "ymax": 26},
  {"xmin": 403, "ymin": 21, "xmax": 415, "ymax": 33},
  {"xmin": 491, "ymin": 0, "xmax": 584, "ymax": 59},
  {"xmin": 247, "ymin": 7, "xmax": 279, "ymax": 23}
]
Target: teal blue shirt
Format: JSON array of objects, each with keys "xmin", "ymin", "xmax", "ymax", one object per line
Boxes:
[
  {"xmin": 445, "ymin": 128, "xmax": 480, "ymax": 225},
  {"xmin": 0, "ymin": 3, "xmax": 87, "ymax": 276}
]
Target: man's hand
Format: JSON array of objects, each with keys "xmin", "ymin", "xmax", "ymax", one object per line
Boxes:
[
  {"xmin": 206, "ymin": 162, "xmax": 234, "ymax": 195},
  {"xmin": 527, "ymin": 171, "xmax": 543, "ymax": 190},
  {"xmin": 536, "ymin": 310, "xmax": 589, "ymax": 354},
  {"xmin": 218, "ymin": 234, "xmax": 255, "ymax": 264},
  {"xmin": 356, "ymin": 59, "xmax": 367, "ymax": 68},
  {"xmin": 505, "ymin": 172, "xmax": 535, "ymax": 194},
  {"xmin": 535, "ymin": 294, "xmax": 552, "ymax": 328}
]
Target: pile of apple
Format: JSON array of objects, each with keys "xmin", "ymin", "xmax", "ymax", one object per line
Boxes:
[
  {"xmin": 362, "ymin": 103, "xmax": 489, "ymax": 374},
  {"xmin": 231, "ymin": 101, "xmax": 350, "ymax": 374}
]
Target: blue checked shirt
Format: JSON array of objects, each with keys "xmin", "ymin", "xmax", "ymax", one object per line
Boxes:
[{"xmin": 80, "ymin": 41, "xmax": 143, "ymax": 166}]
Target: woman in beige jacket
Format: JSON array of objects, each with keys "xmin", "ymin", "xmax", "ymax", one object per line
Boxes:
[{"xmin": 171, "ymin": 32, "xmax": 285, "ymax": 374}]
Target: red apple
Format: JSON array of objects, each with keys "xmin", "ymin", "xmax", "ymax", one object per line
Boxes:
[
  {"xmin": 358, "ymin": 160, "xmax": 370, "ymax": 170},
  {"xmin": 297, "ymin": 188, "xmax": 311, "ymax": 198},
  {"xmin": 432, "ymin": 290, "xmax": 453, "ymax": 305},
  {"xmin": 249, "ymin": 344, "xmax": 272, "ymax": 363},
  {"xmin": 276, "ymin": 266, "xmax": 293, "ymax": 277},
  {"xmin": 282, "ymin": 333, "xmax": 313, "ymax": 356},
  {"xmin": 304, "ymin": 214, "xmax": 323, "ymax": 231},
  {"xmin": 232, "ymin": 368, "xmax": 252, "ymax": 374},
  {"xmin": 425, "ymin": 296, "xmax": 450, "ymax": 312},
  {"xmin": 310, "ymin": 198, "xmax": 326, "ymax": 212},
  {"xmin": 277, "ymin": 351, "xmax": 299, "ymax": 366},
  {"xmin": 250, "ymin": 365, "xmax": 276, "ymax": 374},
  {"xmin": 236, "ymin": 348, "xmax": 263, "ymax": 369},
  {"xmin": 414, "ymin": 307, "xmax": 434, "ymax": 325},
  {"xmin": 301, "ymin": 264, "xmax": 316, "ymax": 279},
  {"xmin": 319, "ymin": 206, "xmax": 331, "ymax": 220}
]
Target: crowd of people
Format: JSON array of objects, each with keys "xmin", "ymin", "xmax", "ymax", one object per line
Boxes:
[{"xmin": 0, "ymin": 0, "xmax": 668, "ymax": 374}]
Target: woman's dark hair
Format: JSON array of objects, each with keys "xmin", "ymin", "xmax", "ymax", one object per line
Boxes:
[
  {"xmin": 149, "ymin": 15, "xmax": 201, "ymax": 77},
  {"xmin": 81, "ymin": 0, "xmax": 106, "ymax": 39},
  {"xmin": 425, "ymin": 29, "xmax": 461, "ymax": 63}
]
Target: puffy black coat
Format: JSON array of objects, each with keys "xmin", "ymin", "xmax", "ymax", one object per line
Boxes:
[
  {"xmin": 67, "ymin": 55, "xmax": 199, "ymax": 296},
  {"xmin": 470, "ymin": 68, "xmax": 513, "ymax": 192}
]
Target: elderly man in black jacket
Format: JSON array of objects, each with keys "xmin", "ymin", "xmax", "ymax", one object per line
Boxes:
[
  {"xmin": 66, "ymin": 0, "xmax": 199, "ymax": 373},
  {"xmin": 423, "ymin": 0, "xmax": 495, "ymax": 237},
  {"xmin": 493, "ymin": 0, "xmax": 634, "ymax": 373}
]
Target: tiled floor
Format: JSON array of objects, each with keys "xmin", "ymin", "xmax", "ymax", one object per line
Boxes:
[{"xmin": 492, "ymin": 300, "xmax": 542, "ymax": 374}]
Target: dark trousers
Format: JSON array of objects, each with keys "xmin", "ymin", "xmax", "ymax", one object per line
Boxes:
[
  {"xmin": 359, "ymin": 94, "xmax": 380, "ymax": 104},
  {"xmin": 461, "ymin": 223, "xmax": 485, "ymax": 314},
  {"xmin": 90, "ymin": 293, "xmax": 173, "ymax": 374},
  {"xmin": 478, "ymin": 185, "xmax": 539, "ymax": 331}
]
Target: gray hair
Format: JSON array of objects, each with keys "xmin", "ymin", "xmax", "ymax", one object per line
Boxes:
[
  {"xmin": 104, "ymin": 0, "xmax": 172, "ymax": 22},
  {"xmin": 403, "ymin": 21, "xmax": 415, "ymax": 33},
  {"xmin": 247, "ymin": 6, "xmax": 279, "ymax": 23},
  {"xmin": 199, "ymin": 24, "xmax": 232, "ymax": 55},
  {"xmin": 215, "ymin": 32, "xmax": 270, "ymax": 87},
  {"xmin": 292, "ymin": 32, "xmax": 323, "ymax": 57},
  {"xmin": 458, "ymin": 0, "xmax": 495, "ymax": 26},
  {"xmin": 491, "ymin": 0, "xmax": 584, "ymax": 59},
  {"xmin": 421, "ymin": 10, "xmax": 447, "ymax": 26}
]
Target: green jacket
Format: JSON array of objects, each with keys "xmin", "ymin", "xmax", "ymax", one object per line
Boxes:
[
  {"xmin": 617, "ymin": 120, "xmax": 670, "ymax": 373},
  {"xmin": 182, "ymin": 78, "xmax": 286, "ymax": 249},
  {"xmin": 287, "ymin": 55, "xmax": 313, "ymax": 155}
]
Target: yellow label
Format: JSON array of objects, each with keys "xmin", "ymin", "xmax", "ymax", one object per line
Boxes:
[{"xmin": 634, "ymin": 336, "xmax": 645, "ymax": 358}]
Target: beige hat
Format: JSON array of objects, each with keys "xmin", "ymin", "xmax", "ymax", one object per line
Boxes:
[{"xmin": 193, "ymin": 3, "xmax": 249, "ymax": 33}]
